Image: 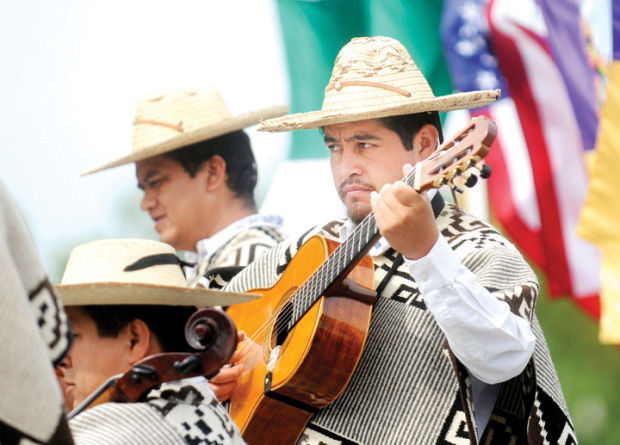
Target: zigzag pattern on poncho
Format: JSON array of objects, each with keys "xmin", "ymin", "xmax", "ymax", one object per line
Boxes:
[{"xmin": 225, "ymin": 204, "xmax": 576, "ymax": 444}]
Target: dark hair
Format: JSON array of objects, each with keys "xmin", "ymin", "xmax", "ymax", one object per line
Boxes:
[
  {"xmin": 377, "ymin": 111, "xmax": 444, "ymax": 151},
  {"xmin": 80, "ymin": 305, "xmax": 196, "ymax": 353},
  {"xmin": 164, "ymin": 130, "xmax": 257, "ymax": 209}
]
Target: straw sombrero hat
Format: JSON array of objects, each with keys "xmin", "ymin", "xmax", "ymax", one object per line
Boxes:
[
  {"xmin": 55, "ymin": 238, "xmax": 257, "ymax": 307},
  {"xmin": 260, "ymin": 36, "xmax": 500, "ymax": 132},
  {"xmin": 83, "ymin": 87, "xmax": 289, "ymax": 175}
]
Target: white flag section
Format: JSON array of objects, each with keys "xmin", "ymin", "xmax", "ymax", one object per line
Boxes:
[{"xmin": 489, "ymin": 0, "xmax": 600, "ymax": 308}]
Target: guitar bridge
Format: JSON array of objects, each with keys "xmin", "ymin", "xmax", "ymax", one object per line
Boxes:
[{"xmin": 267, "ymin": 345, "xmax": 280, "ymax": 372}]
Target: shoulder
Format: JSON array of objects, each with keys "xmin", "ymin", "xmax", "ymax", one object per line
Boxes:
[
  {"xmin": 437, "ymin": 203, "xmax": 520, "ymax": 256},
  {"xmin": 70, "ymin": 379, "xmax": 244, "ymax": 445},
  {"xmin": 439, "ymin": 204, "xmax": 539, "ymax": 319},
  {"xmin": 224, "ymin": 220, "xmax": 342, "ymax": 292},
  {"xmin": 210, "ymin": 225, "xmax": 287, "ymax": 269},
  {"xmin": 145, "ymin": 379, "xmax": 243, "ymax": 443},
  {"xmin": 226, "ymin": 224, "xmax": 287, "ymax": 249},
  {"xmin": 70, "ymin": 402, "xmax": 184, "ymax": 444}
]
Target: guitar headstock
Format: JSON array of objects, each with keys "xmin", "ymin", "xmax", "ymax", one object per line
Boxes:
[{"xmin": 411, "ymin": 116, "xmax": 496, "ymax": 192}]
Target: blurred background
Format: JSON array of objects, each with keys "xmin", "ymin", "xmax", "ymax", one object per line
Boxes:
[{"xmin": 1, "ymin": 1, "xmax": 618, "ymax": 442}]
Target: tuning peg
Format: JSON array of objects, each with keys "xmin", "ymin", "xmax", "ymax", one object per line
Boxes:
[
  {"xmin": 464, "ymin": 174, "xmax": 478, "ymax": 188},
  {"xmin": 131, "ymin": 364, "xmax": 157, "ymax": 383},
  {"xmin": 174, "ymin": 355, "xmax": 202, "ymax": 376},
  {"xmin": 449, "ymin": 183, "xmax": 464, "ymax": 194},
  {"xmin": 478, "ymin": 164, "xmax": 492, "ymax": 179}
]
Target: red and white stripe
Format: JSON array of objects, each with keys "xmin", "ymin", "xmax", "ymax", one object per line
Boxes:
[{"xmin": 488, "ymin": 0, "xmax": 600, "ymax": 316}]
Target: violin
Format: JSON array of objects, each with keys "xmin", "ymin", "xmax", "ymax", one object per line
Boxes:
[{"xmin": 67, "ymin": 308, "xmax": 236, "ymax": 420}]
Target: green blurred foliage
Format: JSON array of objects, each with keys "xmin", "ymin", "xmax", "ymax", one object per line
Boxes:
[{"xmin": 535, "ymin": 272, "xmax": 620, "ymax": 444}]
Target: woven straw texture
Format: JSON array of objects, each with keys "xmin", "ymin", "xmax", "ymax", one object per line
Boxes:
[
  {"xmin": 55, "ymin": 238, "xmax": 255, "ymax": 307},
  {"xmin": 84, "ymin": 87, "xmax": 288, "ymax": 174},
  {"xmin": 260, "ymin": 36, "xmax": 499, "ymax": 131}
]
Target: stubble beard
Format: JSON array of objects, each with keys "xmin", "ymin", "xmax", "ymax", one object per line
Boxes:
[
  {"xmin": 347, "ymin": 200, "xmax": 372, "ymax": 225},
  {"xmin": 339, "ymin": 178, "xmax": 374, "ymax": 225}
]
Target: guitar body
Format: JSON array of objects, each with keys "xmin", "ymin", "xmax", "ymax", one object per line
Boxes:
[{"xmin": 226, "ymin": 235, "xmax": 375, "ymax": 445}]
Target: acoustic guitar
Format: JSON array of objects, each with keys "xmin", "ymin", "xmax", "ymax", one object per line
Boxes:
[{"xmin": 226, "ymin": 116, "xmax": 496, "ymax": 444}]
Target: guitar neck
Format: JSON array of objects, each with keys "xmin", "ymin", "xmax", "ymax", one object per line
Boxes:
[
  {"xmin": 290, "ymin": 167, "xmax": 419, "ymax": 326},
  {"xmin": 288, "ymin": 116, "xmax": 495, "ymax": 326}
]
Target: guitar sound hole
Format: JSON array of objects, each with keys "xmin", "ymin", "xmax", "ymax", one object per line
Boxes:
[{"xmin": 272, "ymin": 301, "xmax": 293, "ymax": 348}]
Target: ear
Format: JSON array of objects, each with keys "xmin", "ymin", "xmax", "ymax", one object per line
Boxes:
[
  {"xmin": 413, "ymin": 123, "xmax": 439, "ymax": 161},
  {"xmin": 201, "ymin": 155, "xmax": 227, "ymax": 192},
  {"xmin": 125, "ymin": 319, "xmax": 157, "ymax": 366}
]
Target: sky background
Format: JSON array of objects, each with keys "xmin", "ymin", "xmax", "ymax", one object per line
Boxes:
[{"xmin": 0, "ymin": 0, "xmax": 299, "ymax": 280}]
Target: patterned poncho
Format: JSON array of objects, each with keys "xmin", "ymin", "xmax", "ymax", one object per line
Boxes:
[
  {"xmin": 0, "ymin": 180, "xmax": 73, "ymax": 444},
  {"xmin": 187, "ymin": 224, "xmax": 285, "ymax": 290},
  {"xmin": 69, "ymin": 379, "xmax": 246, "ymax": 445},
  {"xmin": 225, "ymin": 204, "xmax": 576, "ymax": 444}
]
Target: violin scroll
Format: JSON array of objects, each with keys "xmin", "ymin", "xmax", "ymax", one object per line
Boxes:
[{"xmin": 68, "ymin": 308, "xmax": 237, "ymax": 419}]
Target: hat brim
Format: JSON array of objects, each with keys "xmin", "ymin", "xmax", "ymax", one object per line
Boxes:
[
  {"xmin": 259, "ymin": 90, "xmax": 500, "ymax": 132},
  {"xmin": 82, "ymin": 104, "xmax": 289, "ymax": 175},
  {"xmin": 56, "ymin": 282, "xmax": 258, "ymax": 307}
]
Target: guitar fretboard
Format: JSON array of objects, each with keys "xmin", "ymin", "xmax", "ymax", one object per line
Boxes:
[{"xmin": 288, "ymin": 167, "xmax": 418, "ymax": 327}]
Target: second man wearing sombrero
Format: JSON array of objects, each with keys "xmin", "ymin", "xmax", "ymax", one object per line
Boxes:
[
  {"xmin": 223, "ymin": 37, "xmax": 576, "ymax": 444},
  {"xmin": 83, "ymin": 88, "xmax": 288, "ymax": 400}
]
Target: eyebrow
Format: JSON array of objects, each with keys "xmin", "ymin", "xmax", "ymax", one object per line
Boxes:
[
  {"xmin": 136, "ymin": 170, "xmax": 160, "ymax": 190},
  {"xmin": 324, "ymin": 133, "xmax": 383, "ymax": 144}
]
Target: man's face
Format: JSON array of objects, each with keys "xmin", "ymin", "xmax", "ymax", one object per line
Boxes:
[
  {"xmin": 136, "ymin": 155, "xmax": 210, "ymax": 251},
  {"xmin": 325, "ymin": 119, "xmax": 424, "ymax": 223},
  {"xmin": 61, "ymin": 308, "xmax": 130, "ymax": 409}
]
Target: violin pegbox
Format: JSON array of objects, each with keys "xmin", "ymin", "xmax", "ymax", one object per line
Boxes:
[{"xmin": 413, "ymin": 116, "xmax": 496, "ymax": 193}]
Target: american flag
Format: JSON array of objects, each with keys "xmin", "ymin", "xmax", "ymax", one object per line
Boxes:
[{"xmin": 441, "ymin": 0, "xmax": 601, "ymax": 317}]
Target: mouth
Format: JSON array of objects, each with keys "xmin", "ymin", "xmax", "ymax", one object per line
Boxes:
[
  {"xmin": 151, "ymin": 214, "xmax": 166, "ymax": 231},
  {"xmin": 64, "ymin": 382, "xmax": 75, "ymax": 395},
  {"xmin": 342, "ymin": 185, "xmax": 372, "ymax": 199}
]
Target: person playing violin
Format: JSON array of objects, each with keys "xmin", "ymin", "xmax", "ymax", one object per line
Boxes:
[
  {"xmin": 222, "ymin": 37, "xmax": 576, "ymax": 444},
  {"xmin": 55, "ymin": 238, "xmax": 248, "ymax": 444}
]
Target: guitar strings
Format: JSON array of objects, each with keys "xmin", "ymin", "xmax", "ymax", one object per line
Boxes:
[
  {"xmin": 234, "ymin": 207, "xmax": 378, "ymax": 355},
  {"xmin": 236, "ymin": 210, "xmax": 377, "ymax": 355},
  {"xmin": 232, "ymin": 122, "xmax": 486, "ymax": 360},
  {"xmin": 234, "ymin": 169, "xmax": 416, "ymax": 357}
]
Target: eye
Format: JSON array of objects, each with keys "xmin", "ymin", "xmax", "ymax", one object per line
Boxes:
[
  {"xmin": 145, "ymin": 176, "xmax": 165, "ymax": 190},
  {"xmin": 358, "ymin": 141, "xmax": 375, "ymax": 150},
  {"xmin": 326, "ymin": 143, "xmax": 342, "ymax": 152}
]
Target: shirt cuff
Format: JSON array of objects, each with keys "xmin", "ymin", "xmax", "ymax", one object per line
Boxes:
[{"xmin": 406, "ymin": 235, "xmax": 460, "ymax": 294}]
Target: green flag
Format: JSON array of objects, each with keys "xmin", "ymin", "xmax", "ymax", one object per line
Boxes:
[{"xmin": 276, "ymin": 0, "xmax": 452, "ymax": 159}]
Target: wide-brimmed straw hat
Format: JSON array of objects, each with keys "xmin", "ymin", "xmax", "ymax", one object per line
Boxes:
[
  {"xmin": 55, "ymin": 238, "xmax": 256, "ymax": 307},
  {"xmin": 260, "ymin": 36, "xmax": 500, "ymax": 132},
  {"xmin": 83, "ymin": 87, "xmax": 289, "ymax": 175}
]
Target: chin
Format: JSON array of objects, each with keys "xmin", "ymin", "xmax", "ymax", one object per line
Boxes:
[
  {"xmin": 347, "ymin": 207, "xmax": 371, "ymax": 225},
  {"xmin": 158, "ymin": 231, "xmax": 177, "ymax": 248}
]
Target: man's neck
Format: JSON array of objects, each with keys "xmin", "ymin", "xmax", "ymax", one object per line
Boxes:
[{"xmin": 196, "ymin": 197, "xmax": 257, "ymax": 246}]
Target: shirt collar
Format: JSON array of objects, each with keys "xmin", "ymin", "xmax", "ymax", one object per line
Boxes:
[{"xmin": 184, "ymin": 214, "xmax": 283, "ymax": 264}]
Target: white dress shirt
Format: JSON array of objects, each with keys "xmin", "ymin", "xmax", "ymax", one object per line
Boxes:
[{"xmin": 339, "ymin": 215, "xmax": 536, "ymax": 436}]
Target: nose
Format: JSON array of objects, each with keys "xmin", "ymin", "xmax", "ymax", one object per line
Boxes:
[
  {"xmin": 56, "ymin": 355, "xmax": 72, "ymax": 376},
  {"xmin": 140, "ymin": 188, "xmax": 156, "ymax": 212},
  {"xmin": 339, "ymin": 146, "xmax": 363, "ymax": 178}
]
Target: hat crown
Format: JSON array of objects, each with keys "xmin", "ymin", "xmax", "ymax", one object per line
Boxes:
[
  {"xmin": 322, "ymin": 36, "xmax": 435, "ymax": 113},
  {"xmin": 82, "ymin": 86, "xmax": 288, "ymax": 175},
  {"xmin": 60, "ymin": 238, "xmax": 187, "ymax": 288},
  {"xmin": 132, "ymin": 87, "xmax": 232, "ymax": 155}
]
